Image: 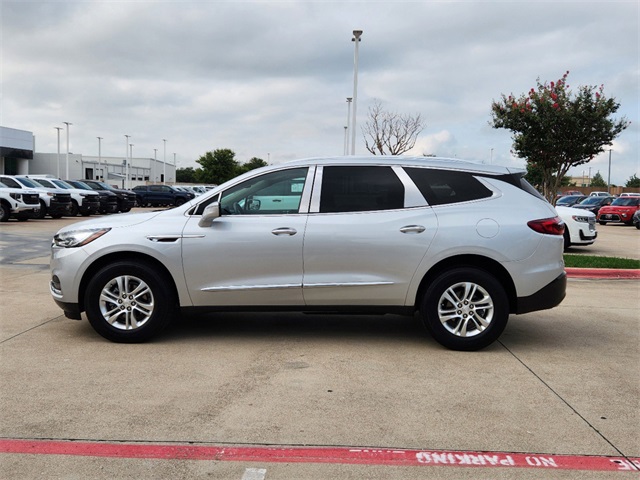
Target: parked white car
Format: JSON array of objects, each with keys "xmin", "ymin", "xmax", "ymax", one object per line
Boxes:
[
  {"xmin": 0, "ymin": 183, "xmax": 41, "ymax": 221},
  {"xmin": 50, "ymin": 157, "xmax": 567, "ymax": 351},
  {"xmin": 555, "ymin": 205, "xmax": 597, "ymax": 251}
]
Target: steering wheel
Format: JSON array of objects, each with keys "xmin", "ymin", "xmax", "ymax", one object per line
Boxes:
[{"xmin": 232, "ymin": 202, "xmax": 244, "ymax": 215}]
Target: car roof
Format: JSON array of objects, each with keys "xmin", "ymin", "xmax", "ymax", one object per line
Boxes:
[{"xmin": 282, "ymin": 156, "xmax": 521, "ymax": 176}]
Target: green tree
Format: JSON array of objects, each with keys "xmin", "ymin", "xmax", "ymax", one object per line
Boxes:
[
  {"xmin": 626, "ymin": 174, "xmax": 640, "ymax": 188},
  {"xmin": 237, "ymin": 157, "xmax": 268, "ymax": 175},
  {"xmin": 490, "ymin": 71, "xmax": 629, "ymax": 204},
  {"xmin": 525, "ymin": 162, "xmax": 571, "ymax": 191},
  {"xmin": 176, "ymin": 167, "xmax": 201, "ymax": 183},
  {"xmin": 196, "ymin": 149, "xmax": 240, "ymax": 184},
  {"xmin": 590, "ymin": 171, "xmax": 607, "ymax": 187}
]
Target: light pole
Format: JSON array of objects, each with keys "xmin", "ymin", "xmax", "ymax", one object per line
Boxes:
[
  {"xmin": 490, "ymin": 148, "xmax": 494, "ymax": 164},
  {"xmin": 173, "ymin": 153, "xmax": 176, "ymax": 184},
  {"xmin": 124, "ymin": 135, "xmax": 131, "ymax": 188},
  {"xmin": 54, "ymin": 127, "xmax": 62, "ymax": 178},
  {"xmin": 97, "ymin": 137, "xmax": 103, "ymax": 180},
  {"xmin": 345, "ymin": 97, "xmax": 352, "ymax": 155},
  {"xmin": 350, "ymin": 30, "xmax": 362, "ymax": 155},
  {"xmin": 607, "ymin": 149, "xmax": 612, "ymax": 194},
  {"xmin": 153, "ymin": 148, "xmax": 158, "ymax": 184},
  {"xmin": 163, "ymin": 139, "xmax": 167, "ymax": 185},
  {"xmin": 63, "ymin": 122, "xmax": 72, "ymax": 179},
  {"xmin": 129, "ymin": 144, "xmax": 134, "ymax": 189}
]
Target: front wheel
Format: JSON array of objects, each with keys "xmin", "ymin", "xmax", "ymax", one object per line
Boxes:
[
  {"xmin": 421, "ymin": 267, "xmax": 509, "ymax": 351},
  {"xmin": 85, "ymin": 261, "xmax": 176, "ymax": 343}
]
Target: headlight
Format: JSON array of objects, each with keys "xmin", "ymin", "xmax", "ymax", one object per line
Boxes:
[
  {"xmin": 53, "ymin": 228, "xmax": 111, "ymax": 248},
  {"xmin": 571, "ymin": 215, "xmax": 590, "ymax": 223}
]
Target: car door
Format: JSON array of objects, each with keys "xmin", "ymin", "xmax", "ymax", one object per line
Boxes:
[
  {"xmin": 302, "ymin": 165, "xmax": 437, "ymax": 306},
  {"xmin": 181, "ymin": 167, "xmax": 313, "ymax": 306}
]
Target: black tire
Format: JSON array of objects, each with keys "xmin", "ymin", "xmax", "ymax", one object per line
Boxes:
[
  {"xmin": 68, "ymin": 200, "xmax": 79, "ymax": 217},
  {"xmin": 175, "ymin": 198, "xmax": 185, "ymax": 207},
  {"xmin": 420, "ymin": 267, "xmax": 509, "ymax": 351},
  {"xmin": 36, "ymin": 200, "xmax": 47, "ymax": 219},
  {"xmin": 563, "ymin": 230, "xmax": 571, "ymax": 251},
  {"xmin": 50, "ymin": 213, "xmax": 64, "ymax": 219},
  {"xmin": 85, "ymin": 261, "xmax": 176, "ymax": 343},
  {"xmin": 15, "ymin": 213, "xmax": 30, "ymax": 221},
  {"xmin": 0, "ymin": 201, "xmax": 10, "ymax": 222},
  {"xmin": 598, "ymin": 221, "xmax": 606, "ymax": 225}
]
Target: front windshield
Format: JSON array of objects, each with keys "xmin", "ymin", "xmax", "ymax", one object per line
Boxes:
[
  {"xmin": 16, "ymin": 177, "xmax": 40, "ymax": 188},
  {"xmin": 580, "ymin": 197, "xmax": 604, "ymax": 205},
  {"xmin": 52, "ymin": 179, "xmax": 73, "ymax": 189},
  {"xmin": 69, "ymin": 181, "xmax": 91, "ymax": 190},
  {"xmin": 611, "ymin": 198, "xmax": 640, "ymax": 206}
]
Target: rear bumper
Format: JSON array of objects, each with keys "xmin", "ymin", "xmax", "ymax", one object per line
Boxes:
[{"xmin": 515, "ymin": 272, "xmax": 567, "ymax": 314}]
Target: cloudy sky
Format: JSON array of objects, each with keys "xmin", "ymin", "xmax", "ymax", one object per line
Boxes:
[{"xmin": 2, "ymin": 0, "xmax": 638, "ymax": 185}]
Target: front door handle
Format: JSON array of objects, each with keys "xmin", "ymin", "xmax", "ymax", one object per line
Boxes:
[
  {"xmin": 400, "ymin": 225, "xmax": 426, "ymax": 234},
  {"xmin": 272, "ymin": 227, "xmax": 297, "ymax": 236}
]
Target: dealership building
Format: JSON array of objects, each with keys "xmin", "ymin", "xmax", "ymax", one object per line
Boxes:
[{"xmin": 0, "ymin": 126, "xmax": 175, "ymax": 188}]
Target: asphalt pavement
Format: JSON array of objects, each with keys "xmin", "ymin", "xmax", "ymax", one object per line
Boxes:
[{"xmin": 0, "ymin": 211, "xmax": 638, "ymax": 479}]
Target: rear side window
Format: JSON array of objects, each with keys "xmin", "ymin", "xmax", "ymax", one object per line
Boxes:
[
  {"xmin": 404, "ymin": 168, "xmax": 492, "ymax": 206},
  {"xmin": 320, "ymin": 166, "xmax": 404, "ymax": 213}
]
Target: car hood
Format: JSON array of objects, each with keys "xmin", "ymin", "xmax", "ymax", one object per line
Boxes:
[
  {"xmin": 556, "ymin": 206, "xmax": 595, "ymax": 218},
  {"xmin": 55, "ymin": 210, "xmax": 167, "ymax": 234},
  {"xmin": 599, "ymin": 205, "xmax": 637, "ymax": 213}
]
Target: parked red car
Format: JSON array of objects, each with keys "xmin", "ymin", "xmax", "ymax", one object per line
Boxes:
[{"xmin": 597, "ymin": 197, "xmax": 640, "ymax": 225}]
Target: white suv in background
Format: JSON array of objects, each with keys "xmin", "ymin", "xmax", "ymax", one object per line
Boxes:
[
  {"xmin": 556, "ymin": 206, "xmax": 597, "ymax": 251},
  {"xmin": 26, "ymin": 176, "xmax": 100, "ymax": 216},
  {"xmin": 50, "ymin": 157, "xmax": 567, "ymax": 351},
  {"xmin": 0, "ymin": 182, "xmax": 41, "ymax": 221}
]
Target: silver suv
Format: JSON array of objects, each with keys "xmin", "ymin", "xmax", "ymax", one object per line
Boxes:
[{"xmin": 50, "ymin": 157, "xmax": 567, "ymax": 350}]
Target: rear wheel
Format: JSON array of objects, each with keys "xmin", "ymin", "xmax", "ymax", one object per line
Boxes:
[
  {"xmin": 85, "ymin": 261, "xmax": 176, "ymax": 343},
  {"xmin": 421, "ymin": 267, "xmax": 509, "ymax": 351}
]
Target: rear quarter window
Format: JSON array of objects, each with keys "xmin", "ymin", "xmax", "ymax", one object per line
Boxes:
[{"xmin": 404, "ymin": 168, "xmax": 493, "ymax": 205}]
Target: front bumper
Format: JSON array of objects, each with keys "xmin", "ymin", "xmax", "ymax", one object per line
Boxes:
[{"xmin": 515, "ymin": 272, "xmax": 567, "ymax": 314}]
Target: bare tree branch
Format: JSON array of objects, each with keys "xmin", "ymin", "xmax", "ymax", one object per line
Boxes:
[{"xmin": 362, "ymin": 99, "xmax": 425, "ymax": 155}]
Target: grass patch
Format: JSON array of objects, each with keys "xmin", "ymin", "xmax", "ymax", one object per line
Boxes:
[{"xmin": 564, "ymin": 254, "xmax": 640, "ymax": 269}]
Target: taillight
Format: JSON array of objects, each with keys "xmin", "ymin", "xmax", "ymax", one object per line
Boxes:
[{"xmin": 527, "ymin": 216, "xmax": 565, "ymax": 235}]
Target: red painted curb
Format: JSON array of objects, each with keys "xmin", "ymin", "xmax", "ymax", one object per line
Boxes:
[
  {"xmin": 1, "ymin": 439, "xmax": 639, "ymax": 472},
  {"xmin": 565, "ymin": 268, "xmax": 640, "ymax": 279}
]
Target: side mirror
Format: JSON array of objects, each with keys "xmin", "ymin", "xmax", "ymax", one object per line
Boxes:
[{"xmin": 198, "ymin": 202, "xmax": 221, "ymax": 227}]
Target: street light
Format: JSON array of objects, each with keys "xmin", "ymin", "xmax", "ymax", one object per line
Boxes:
[
  {"xmin": 153, "ymin": 148, "xmax": 158, "ymax": 184},
  {"xmin": 54, "ymin": 127, "xmax": 62, "ymax": 178},
  {"xmin": 124, "ymin": 135, "xmax": 131, "ymax": 188},
  {"xmin": 129, "ymin": 144, "xmax": 134, "ymax": 189},
  {"xmin": 350, "ymin": 30, "xmax": 362, "ymax": 155},
  {"xmin": 607, "ymin": 149, "xmax": 612, "ymax": 194},
  {"xmin": 173, "ymin": 152, "xmax": 177, "ymax": 184},
  {"xmin": 163, "ymin": 139, "xmax": 167, "ymax": 185},
  {"xmin": 63, "ymin": 122, "xmax": 72, "ymax": 179},
  {"xmin": 344, "ymin": 97, "xmax": 352, "ymax": 155},
  {"xmin": 97, "ymin": 137, "xmax": 103, "ymax": 181}
]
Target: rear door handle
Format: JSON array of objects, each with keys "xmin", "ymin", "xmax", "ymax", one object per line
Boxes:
[
  {"xmin": 400, "ymin": 225, "xmax": 426, "ymax": 234},
  {"xmin": 272, "ymin": 227, "xmax": 297, "ymax": 236}
]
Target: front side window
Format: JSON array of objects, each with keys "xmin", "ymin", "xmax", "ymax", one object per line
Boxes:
[
  {"xmin": 404, "ymin": 168, "xmax": 493, "ymax": 206},
  {"xmin": 219, "ymin": 167, "xmax": 308, "ymax": 215},
  {"xmin": 319, "ymin": 166, "xmax": 404, "ymax": 213}
]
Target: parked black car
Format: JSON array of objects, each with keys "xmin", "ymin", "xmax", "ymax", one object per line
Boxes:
[
  {"xmin": 556, "ymin": 195, "xmax": 588, "ymax": 207},
  {"xmin": 79, "ymin": 180, "xmax": 137, "ymax": 212},
  {"xmin": 66, "ymin": 180, "xmax": 119, "ymax": 214},
  {"xmin": 571, "ymin": 196, "xmax": 615, "ymax": 215},
  {"xmin": 132, "ymin": 185, "xmax": 195, "ymax": 207}
]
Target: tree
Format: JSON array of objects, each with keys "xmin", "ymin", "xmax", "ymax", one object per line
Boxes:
[
  {"xmin": 362, "ymin": 99, "xmax": 425, "ymax": 155},
  {"xmin": 237, "ymin": 157, "xmax": 268, "ymax": 175},
  {"xmin": 176, "ymin": 167, "xmax": 202, "ymax": 183},
  {"xmin": 590, "ymin": 171, "xmax": 607, "ymax": 187},
  {"xmin": 196, "ymin": 149, "xmax": 240, "ymax": 184},
  {"xmin": 490, "ymin": 71, "xmax": 629, "ymax": 204},
  {"xmin": 626, "ymin": 174, "xmax": 640, "ymax": 188}
]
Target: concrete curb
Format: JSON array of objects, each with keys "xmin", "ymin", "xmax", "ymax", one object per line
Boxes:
[{"xmin": 565, "ymin": 267, "xmax": 640, "ymax": 279}]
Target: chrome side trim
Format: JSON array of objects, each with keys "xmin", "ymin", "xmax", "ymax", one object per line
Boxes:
[
  {"xmin": 146, "ymin": 234, "xmax": 205, "ymax": 242},
  {"xmin": 303, "ymin": 281, "xmax": 394, "ymax": 288},
  {"xmin": 202, "ymin": 283, "xmax": 301, "ymax": 292}
]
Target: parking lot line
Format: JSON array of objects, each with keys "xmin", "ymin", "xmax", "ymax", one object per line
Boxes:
[{"xmin": 1, "ymin": 439, "xmax": 638, "ymax": 472}]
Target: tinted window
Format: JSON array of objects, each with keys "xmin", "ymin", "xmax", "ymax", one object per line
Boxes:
[
  {"xmin": 320, "ymin": 166, "xmax": 404, "ymax": 213},
  {"xmin": 404, "ymin": 168, "xmax": 492, "ymax": 205},
  {"xmin": 0, "ymin": 177, "xmax": 20, "ymax": 188}
]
